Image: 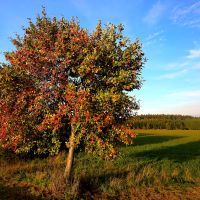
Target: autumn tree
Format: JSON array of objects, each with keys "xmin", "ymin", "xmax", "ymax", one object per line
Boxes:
[{"xmin": 0, "ymin": 7, "xmax": 146, "ymax": 184}]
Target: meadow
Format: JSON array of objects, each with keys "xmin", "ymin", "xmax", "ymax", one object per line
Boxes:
[{"xmin": 1, "ymin": 129, "xmax": 200, "ymax": 199}]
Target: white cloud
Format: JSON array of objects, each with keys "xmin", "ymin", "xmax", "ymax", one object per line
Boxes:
[
  {"xmin": 154, "ymin": 69, "xmax": 187, "ymax": 79},
  {"xmin": 143, "ymin": 1, "xmax": 166, "ymax": 24},
  {"xmin": 146, "ymin": 30, "xmax": 164, "ymax": 40},
  {"xmin": 167, "ymin": 91, "xmax": 200, "ymax": 97},
  {"xmin": 186, "ymin": 48, "xmax": 200, "ymax": 58}
]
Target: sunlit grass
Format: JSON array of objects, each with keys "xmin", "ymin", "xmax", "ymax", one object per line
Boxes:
[{"xmin": 1, "ymin": 129, "xmax": 200, "ymax": 199}]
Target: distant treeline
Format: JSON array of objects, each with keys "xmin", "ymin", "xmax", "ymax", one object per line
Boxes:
[{"xmin": 125, "ymin": 114, "xmax": 200, "ymax": 130}]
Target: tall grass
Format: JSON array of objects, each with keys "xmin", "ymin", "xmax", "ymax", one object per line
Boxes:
[{"xmin": 1, "ymin": 129, "xmax": 200, "ymax": 199}]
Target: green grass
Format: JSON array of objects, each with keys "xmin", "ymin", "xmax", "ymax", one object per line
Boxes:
[{"xmin": 1, "ymin": 129, "xmax": 200, "ymax": 199}]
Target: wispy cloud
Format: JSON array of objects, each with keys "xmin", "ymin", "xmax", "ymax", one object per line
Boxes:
[
  {"xmin": 142, "ymin": 101, "xmax": 167, "ymax": 105},
  {"xmin": 143, "ymin": 1, "xmax": 166, "ymax": 24},
  {"xmin": 191, "ymin": 63, "xmax": 200, "ymax": 69},
  {"xmin": 185, "ymin": 78, "xmax": 200, "ymax": 83},
  {"xmin": 164, "ymin": 62, "xmax": 189, "ymax": 70},
  {"xmin": 159, "ymin": 36, "xmax": 166, "ymax": 41},
  {"xmin": 186, "ymin": 48, "xmax": 200, "ymax": 58},
  {"xmin": 145, "ymin": 40, "xmax": 156, "ymax": 46},
  {"xmin": 167, "ymin": 91, "xmax": 200, "ymax": 97},
  {"xmin": 154, "ymin": 69, "xmax": 187, "ymax": 79},
  {"xmin": 180, "ymin": 62, "xmax": 188, "ymax": 66},
  {"xmin": 171, "ymin": 2, "xmax": 200, "ymax": 27},
  {"xmin": 183, "ymin": 19, "xmax": 200, "ymax": 26},
  {"xmin": 146, "ymin": 30, "xmax": 164, "ymax": 40},
  {"xmin": 165, "ymin": 62, "xmax": 178, "ymax": 70},
  {"xmin": 167, "ymin": 100, "xmax": 200, "ymax": 107}
]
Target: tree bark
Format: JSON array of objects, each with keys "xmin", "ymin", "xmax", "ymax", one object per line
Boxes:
[{"xmin": 64, "ymin": 123, "xmax": 75, "ymax": 184}]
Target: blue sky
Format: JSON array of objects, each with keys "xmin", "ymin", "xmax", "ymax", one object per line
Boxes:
[{"xmin": 0, "ymin": 0, "xmax": 200, "ymax": 116}]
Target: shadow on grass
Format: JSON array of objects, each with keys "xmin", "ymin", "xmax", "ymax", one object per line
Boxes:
[
  {"xmin": 120, "ymin": 133, "xmax": 185, "ymax": 147},
  {"xmin": 0, "ymin": 177, "xmax": 56, "ymax": 200},
  {"xmin": 129, "ymin": 139, "xmax": 200, "ymax": 163}
]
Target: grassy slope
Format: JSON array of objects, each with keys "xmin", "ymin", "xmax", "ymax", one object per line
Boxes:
[{"xmin": 1, "ymin": 129, "xmax": 200, "ymax": 199}]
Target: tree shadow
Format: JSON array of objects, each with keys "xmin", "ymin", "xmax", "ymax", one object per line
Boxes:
[
  {"xmin": 0, "ymin": 177, "xmax": 56, "ymax": 200},
  {"xmin": 129, "ymin": 139, "xmax": 200, "ymax": 163},
  {"xmin": 120, "ymin": 133, "xmax": 185, "ymax": 147}
]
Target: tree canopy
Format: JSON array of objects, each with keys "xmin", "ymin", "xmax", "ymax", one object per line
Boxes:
[{"xmin": 0, "ymin": 7, "xmax": 146, "ymax": 181}]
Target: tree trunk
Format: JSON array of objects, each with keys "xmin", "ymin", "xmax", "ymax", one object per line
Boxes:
[{"xmin": 64, "ymin": 123, "xmax": 75, "ymax": 184}]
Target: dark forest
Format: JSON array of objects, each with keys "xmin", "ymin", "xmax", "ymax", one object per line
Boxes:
[{"xmin": 125, "ymin": 114, "xmax": 200, "ymax": 130}]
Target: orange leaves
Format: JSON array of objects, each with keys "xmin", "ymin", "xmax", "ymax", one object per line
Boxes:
[
  {"xmin": 96, "ymin": 69, "xmax": 100, "ymax": 73},
  {"xmin": 55, "ymin": 93, "xmax": 59, "ymax": 98},
  {"xmin": 65, "ymin": 95, "xmax": 71, "ymax": 102},
  {"xmin": 94, "ymin": 116, "xmax": 100, "ymax": 122}
]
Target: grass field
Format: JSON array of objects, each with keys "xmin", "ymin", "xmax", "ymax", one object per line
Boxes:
[{"xmin": 1, "ymin": 129, "xmax": 200, "ymax": 199}]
